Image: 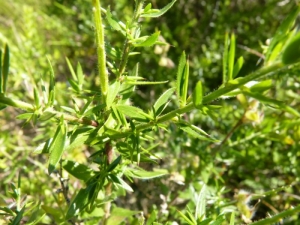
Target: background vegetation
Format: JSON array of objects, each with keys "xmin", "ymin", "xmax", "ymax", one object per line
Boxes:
[{"xmin": 1, "ymin": 0, "xmax": 300, "ymax": 224}]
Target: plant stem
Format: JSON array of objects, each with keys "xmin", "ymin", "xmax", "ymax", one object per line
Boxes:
[
  {"xmin": 118, "ymin": 0, "xmax": 145, "ymax": 77},
  {"xmin": 103, "ymin": 61, "xmax": 286, "ymax": 141},
  {"xmin": 92, "ymin": 0, "xmax": 108, "ymax": 102}
]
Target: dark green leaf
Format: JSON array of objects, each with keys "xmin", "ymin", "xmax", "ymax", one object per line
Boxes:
[
  {"xmin": 282, "ymin": 32, "xmax": 300, "ymax": 65},
  {"xmin": 107, "ymin": 155, "xmax": 122, "ymax": 172},
  {"xmin": 223, "ymin": 32, "xmax": 229, "ymax": 84},
  {"xmin": 0, "ymin": 49, "xmax": 2, "ymax": 93},
  {"xmin": 176, "ymin": 51, "xmax": 186, "ymax": 105},
  {"xmin": 2, "ymin": 45, "xmax": 9, "ymax": 93}
]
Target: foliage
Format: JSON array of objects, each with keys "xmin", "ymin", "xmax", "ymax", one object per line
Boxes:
[{"xmin": 1, "ymin": 0, "xmax": 300, "ymax": 224}]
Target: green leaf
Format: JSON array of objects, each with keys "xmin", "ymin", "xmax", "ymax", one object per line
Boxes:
[
  {"xmin": 179, "ymin": 123, "xmax": 218, "ymax": 142},
  {"xmin": 282, "ymin": 32, "xmax": 300, "ymax": 65},
  {"xmin": 0, "ymin": 49, "xmax": 2, "ymax": 93},
  {"xmin": 249, "ymin": 79, "xmax": 272, "ymax": 93},
  {"xmin": 106, "ymin": 207, "xmax": 139, "ymax": 225},
  {"xmin": 223, "ymin": 32, "xmax": 229, "ymax": 84},
  {"xmin": 62, "ymin": 160, "xmax": 94, "ymax": 182},
  {"xmin": 153, "ymin": 87, "xmax": 175, "ymax": 116},
  {"xmin": 106, "ymin": 80, "xmax": 120, "ymax": 108},
  {"xmin": 181, "ymin": 59, "xmax": 189, "ymax": 107},
  {"xmin": 16, "ymin": 113, "xmax": 33, "ymax": 120},
  {"xmin": 229, "ymin": 212, "xmax": 235, "ymax": 225},
  {"xmin": 107, "ymin": 155, "xmax": 122, "ymax": 172},
  {"xmin": 133, "ymin": 31, "xmax": 160, "ymax": 47},
  {"xmin": 66, "ymin": 185, "xmax": 94, "ymax": 220},
  {"xmin": 195, "ymin": 185, "xmax": 206, "ymax": 220},
  {"xmin": 228, "ymin": 33, "xmax": 235, "ymax": 81},
  {"xmin": 192, "ymin": 81, "xmax": 203, "ymax": 109},
  {"xmin": 141, "ymin": 0, "xmax": 177, "ymax": 18},
  {"xmin": 143, "ymin": 3, "xmax": 152, "ymax": 13},
  {"xmin": 11, "ymin": 205, "xmax": 25, "ymax": 225},
  {"xmin": 176, "ymin": 52, "xmax": 187, "ymax": 104},
  {"xmin": 76, "ymin": 62, "xmax": 84, "ymax": 87},
  {"xmin": 68, "ymin": 78, "xmax": 80, "ymax": 92},
  {"xmin": 66, "ymin": 57, "xmax": 77, "ymax": 81},
  {"xmin": 106, "ymin": 7, "xmax": 122, "ymax": 31},
  {"xmin": 126, "ymin": 80, "xmax": 168, "ymax": 85},
  {"xmin": 126, "ymin": 168, "xmax": 168, "ymax": 179},
  {"xmin": 33, "ymin": 87, "xmax": 40, "ymax": 109},
  {"xmin": 177, "ymin": 210, "xmax": 196, "ymax": 225},
  {"xmin": 232, "ymin": 56, "xmax": 244, "ymax": 78},
  {"xmin": 47, "ymin": 57, "xmax": 55, "ymax": 106},
  {"xmin": 2, "ymin": 45, "xmax": 9, "ymax": 93},
  {"xmin": 116, "ymin": 105, "xmax": 152, "ymax": 120},
  {"xmin": 265, "ymin": 5, "xmax": 300, "ymax": 63},
  {"xmin": 109, "ymin": 174, "xmax": 133, "ymax": 192},
  {"xmin": 48, "ymin": 122, "xmax": 67, "ymax": 174}
]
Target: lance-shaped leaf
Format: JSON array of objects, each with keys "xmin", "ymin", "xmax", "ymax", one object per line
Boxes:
[
  {"xmin": 133, "ymin": 31, "xmax": 160, "ymax": 47},
  {"xmin": 107, "ymin": 155, "xmax": 122, "ymax": 172},
  {"xmin": 47, "ymin": 57, "xmax": 55, "ymax": 106},
  {"xmin": 265, "ymin": 5, "xmax": 300, "ymax": 63},
  {"xmin": 192, "ymin": 81, "xmax": 203, "ymax": 109},
  {"xmin": 66, "ymin": 185, "xmax": 95, "ymax": 220},
  {"xmin": 62, "ymin": 160, "xmax": 94, "ymax": 182},
  {"xmin": 48, "ymin": 121, "xmax": 67, "ymax": 174},
  {"xmin": 222, "ymin": 33, "xmax": 229, "ymax": 84},
  {"xmin": 228, "ymin": 33, "xmax": 236, "ymax": 81},
  {"xmin": 153, "ymin": 87, "xmax": 175, "ymax": 116},
  {"xmin": 179, "ymin": 122, "xmax": 218, "ymax": 142},
  {"xmin": 282, "ymin": 32, "xmax": 300, "ymax": 65},
  {"xmin": 141, "ymin": 0, "xmax": 177, "ymax": 18},
  {"xmin": 0, "ymin": 49, "xmax": 2, "ymax": 93},
  {"xmin": 106, "ymin": 6, "xmax": 122, "ymax": 31},
  {"xmin": 2, "ymin": 45, "xmax": 9, "ymax": 93},
  {"xmin": 125, "ymin": 167, "xmax": 168, "ymax": 179},
  {"xmin": 232, "ymin": 56, "xmax": 244, "ymax": 78},
  {"xmin": 176, "ymin": 52, "xmax": 190, "ymax": 107},
  {"xmin": 116, "ymin": 105, "xmax": 153, "ymax": 121},
  {"xmin": 106, "ymin": 80, "xmax": 120, "ymax": 108}
]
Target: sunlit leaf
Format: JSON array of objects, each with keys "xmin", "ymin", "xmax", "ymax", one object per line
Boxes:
[
  {"xmin": 141, "ymin": 0, "xmax": 177, "ymax": 18},
  {"xmin": 48, "ymin": 122, "xmax": 67, "ymax": 174},
  {"xmin": 192, "ymin": 81, "xmax": 203, "ymax": 109},
  {"xmin": 106, "ymin": 80, "xmax": 120, "ymax": 108},
  {"xmin": 228, "ymin": 33, "xmax": 235, "ymax": 81},
  {"xmin": 125, "ymin": 168, "xmax": 168, "ymax": 179},
  {"xmin": 62, "ymin": 160, "xmax": 94, "ymax": 182},
  {"xmin": 232, "ymin": 56, "xmax": 244, "ymax": 78},
  {"xmin": 153, "ymin": 87, "xmax": 175, "ymax": 116},
  {"xmin": 133, "ymin": 31, "xmax": 160, "ymax": 47}
]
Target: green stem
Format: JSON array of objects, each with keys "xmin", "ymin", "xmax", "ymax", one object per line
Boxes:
[
  {"xmin": 104, "ymin": 61, "xmax": 286, "ymax": 141},
  {"xmin": 118, "ymin": 0, "xmax": 145, "ymax": 77},
  {"xmin": 250, "ymin": 204, "xmax": 300, "ymax": 225},
  {"xmin": 92, "ymin": 0, "xmax": 108, "ymax": 101}
]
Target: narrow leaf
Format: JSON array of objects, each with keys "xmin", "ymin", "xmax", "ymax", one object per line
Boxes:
[
  {"xmin": 223, "ymin": 33, "xmax": 229, "ymax": 84},
  {"xmin": 232, "ymin": 56, "xmax": 244, "ymax": 78},
  {"xmin": 195, "ymin": 185, "xmax": 206, "ymax": 219},
  {"xmin": 106, "ymin": 7, "xmax": 122, "ymax": 31},
  {"xmin": 66, "ymin": 185, "xmax": 94, "ymax": 220},
  {"xmin": 282, "ymin": 32, "xmax": 300, "ymax": 65},
  {"xmin": 33, "ymin": 87, "xmax": 40, "ymax": 108},
  {"xmin": 0, "ymin": 49, "xmax": 2, "ymax": 93},
  {"xmin": 106, "ymin": 80, "xmax": 120, "ymax": 108},
  {"xmin": 176, "ymin": 52, "xmax": 186, "ymax": 100},
  {"xmin": 133, "ymin": 31, "xmax": 160, "ymax": 47},
  {"xmin": 116, "ymin": 105, "xmax": 151, "ymax": 120},
  {"xmin": 66, "ymin": 57, "xmax": 77, "ymax": 81},
  {"xmin": 192, "ymin": 81, "xmax": 203, "ymax": 109},
  {"xmin": 265, "ymin": 5, "xmax": 300, "ymax": 63},
  {"xmin": 2, "ymin": 45, "xmax": 9, "ymax": 93},
  {"xmin": 153, "ymin": 87, "xmax": 175, "ymax": 116},
  {"xmin": 126, "ymin": 168, "xmax": 168, "ymax": 179},
  {"xmin": 48, "ymin": 122, "xmax": 67, "ymax": 174},
  {"xmin": 76, "ymin": 62, "xmax": 84, "ymax": 86},
  {"xmin": 141, "ymin": 0, "xmax": 177, "ymax": 18},
  {"xmin": 107, "ymin": 155, "xmax": 122, "ymax": 172},
  {"xmin": 180, "ymin": 124, "xmax": 218, "ymax": 142},
  {"xmin": 181, "ymin": 59, "xmax": 190, "ymax": 106},
  {"xmin": 47, "ymin": 57, "xmax": 55, "ymax": 106},
  {"xmin": 228, "ymin": 33, "xmax": 235, "ymax": 81}
]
